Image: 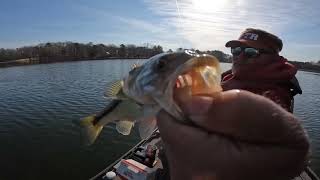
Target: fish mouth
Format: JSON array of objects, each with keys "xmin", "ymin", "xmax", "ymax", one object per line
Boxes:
[{"xmin": 173, "ymin": 55, "xmax": 222, "ymax": 104}]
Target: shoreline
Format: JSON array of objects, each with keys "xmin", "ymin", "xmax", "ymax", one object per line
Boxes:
[
  {"xmin": 297, "ymin": 68, "xmax": 320, "ymax": 74},
  {"xmin": 0, "ymin": 58, "xmax": 319, "ymax": 74},
  {"xmin": 0, "ymin": 57, "xmax": 149, "ymax": 68}
]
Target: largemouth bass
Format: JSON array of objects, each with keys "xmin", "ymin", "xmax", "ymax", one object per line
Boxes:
[{"xmin": 80, "ymin": 50, "xmax": 222, "ymax": 145}]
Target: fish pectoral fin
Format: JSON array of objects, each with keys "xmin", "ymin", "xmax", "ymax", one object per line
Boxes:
[
  {"xmin": 138, "ymin": 117, "xmax": 157, "ymax": 139},
  {"xmin": 104, "ymin": 80, "xmax": 127, "ymax": 99},
  {"xmin": 79, "ymin": 115, "xmax": 103, "ymax": 146},
  {"xmin": 116, "ymin": 120, "xmax": 135, "ymax": 135}
]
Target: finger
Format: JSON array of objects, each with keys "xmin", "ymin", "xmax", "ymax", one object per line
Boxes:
[{"xmin": 156, "ymin": 109, "xmax": 207, "ymax": 146}]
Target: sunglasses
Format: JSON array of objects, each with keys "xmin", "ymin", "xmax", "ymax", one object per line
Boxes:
[{"xmin": 231, "ymin": 47, "xmax": 274, "ymax": 58}]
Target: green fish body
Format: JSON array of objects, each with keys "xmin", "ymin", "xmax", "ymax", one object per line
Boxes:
[{"xmin": 80, "ymin": 50, "xmax": 221, "ymax": 145}]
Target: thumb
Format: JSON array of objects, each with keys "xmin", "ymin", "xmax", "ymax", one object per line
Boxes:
[{"xmin": 177, "ymin": 90, "xmax": 309, "ymax": 148}]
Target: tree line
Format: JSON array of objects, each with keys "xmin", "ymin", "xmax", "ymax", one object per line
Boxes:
[
  {"xmin": 1, "ymin": 41, "xmax": 319, "ymax": 72},
  {"xmin": 0, "ymin": 42, "xmax": 232, "ymax": 66},
  {"xmin": 290, "ymin": 61, "xmax": 320, "ymax": 72},
  {"xmin": 0, "ymin": 42, "xmax": 164, "ymax": 62}
]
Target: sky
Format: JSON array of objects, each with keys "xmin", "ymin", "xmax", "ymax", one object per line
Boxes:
[{"xmin": 0, "ymin": 0, "xmax": 320, "ymax": 62}]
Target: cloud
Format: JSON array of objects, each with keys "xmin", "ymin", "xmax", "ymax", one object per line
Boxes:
[
  {"xmin": 74, "ymin": 4, "xmax": 188, "ymax": 50},
  {"xmin": 283, "ymin": 42, "xmax": 320, "ymax": 62},
  {"xmin": 0, "ymin": 40, "xmax": 42, "ymax": 49},
  {"xmin": 5, "ymin": 0, "xmax": 317, "ymax": 61},
  {"xmin": 98, "ymin": 15, "xmax": 190, "ymax": 50},
  {"xmin": 143, "ymin": 0, "xmax": 320, "ymax": 61}
]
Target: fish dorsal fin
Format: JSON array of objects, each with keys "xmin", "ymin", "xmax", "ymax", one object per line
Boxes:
[
  {"xmin": 131, "ymin": 62, "xmax": 141, "ymax": 70},
  {"xmin": 104, "ymin": 80, "xmax": 127, "ymax": 99},
  {"xmin": 116, "ymin": 120, "xmax": 135, "ymax": 135}
]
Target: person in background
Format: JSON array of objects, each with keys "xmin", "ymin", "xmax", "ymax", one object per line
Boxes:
[{"xmin": 222, "ymin": 28, "xmax": 302, "ymax": 112}]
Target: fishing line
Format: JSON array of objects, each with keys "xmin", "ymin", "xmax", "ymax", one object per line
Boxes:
[
  {"xmin": 174, "ymin": 0, "xmax": 184, "ymax": 50},
  {"xmin": 175, "ymin": 0, "xmax": 182, "ymax": 21}
]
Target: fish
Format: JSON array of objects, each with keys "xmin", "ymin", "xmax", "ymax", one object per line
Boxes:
[{"xmin": 79, "ymin": 50, "xmax": 222, "ymax": 145}]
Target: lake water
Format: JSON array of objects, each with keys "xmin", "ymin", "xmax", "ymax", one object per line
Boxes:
[{"xmin": 0, "ymin": 60, "xmax": 319, "ymax": 179}]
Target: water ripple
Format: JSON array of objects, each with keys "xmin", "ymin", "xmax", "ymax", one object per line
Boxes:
[{"xmin": 0, "ymin": 61, "xmax": 319, "ymax": 179}]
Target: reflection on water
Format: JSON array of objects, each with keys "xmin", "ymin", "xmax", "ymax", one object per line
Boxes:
[
  {"xmin": 0, "ymin": 60, "xmax": 144, "ymax": 180},
  {"xmin": 293, "ymin": 71, "xmax": 320, "ymax": 174},
  {"xmin": 0, "ymin": 61, "xmax": 319, "ymax": 179}
]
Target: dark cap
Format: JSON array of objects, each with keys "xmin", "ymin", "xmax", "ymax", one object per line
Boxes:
[{"xmin": 225, "ymin": 28, "xmax": 283, "ymax": 52}]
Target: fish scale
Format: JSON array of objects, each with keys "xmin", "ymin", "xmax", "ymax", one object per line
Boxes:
[{"xmin": 79, "ymin": 50, "xmax": 221, "ymax": 145}]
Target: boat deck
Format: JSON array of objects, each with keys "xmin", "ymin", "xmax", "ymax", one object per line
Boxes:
[
  {"xmin": 294, "ymin": 168, "xmax": 319, "ymax": 180},
  {"xmin": 90, "ymin": 130, "xmax": 319, "ymax": 180}
]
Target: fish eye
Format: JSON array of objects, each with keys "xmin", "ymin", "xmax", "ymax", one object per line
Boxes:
[{"xmin": 157, "ymin": 59, "xmax": 167, "ymax": 70}]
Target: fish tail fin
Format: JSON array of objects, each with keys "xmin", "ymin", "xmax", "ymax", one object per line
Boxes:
[{"xmin": 79, "ymin": 115, "xmax": 104, "ymax": 146}]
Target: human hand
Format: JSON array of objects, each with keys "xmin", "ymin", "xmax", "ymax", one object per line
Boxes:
[{"xmin": 156, "ymin": 90, "xmax": 309, "ymax": 180}]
